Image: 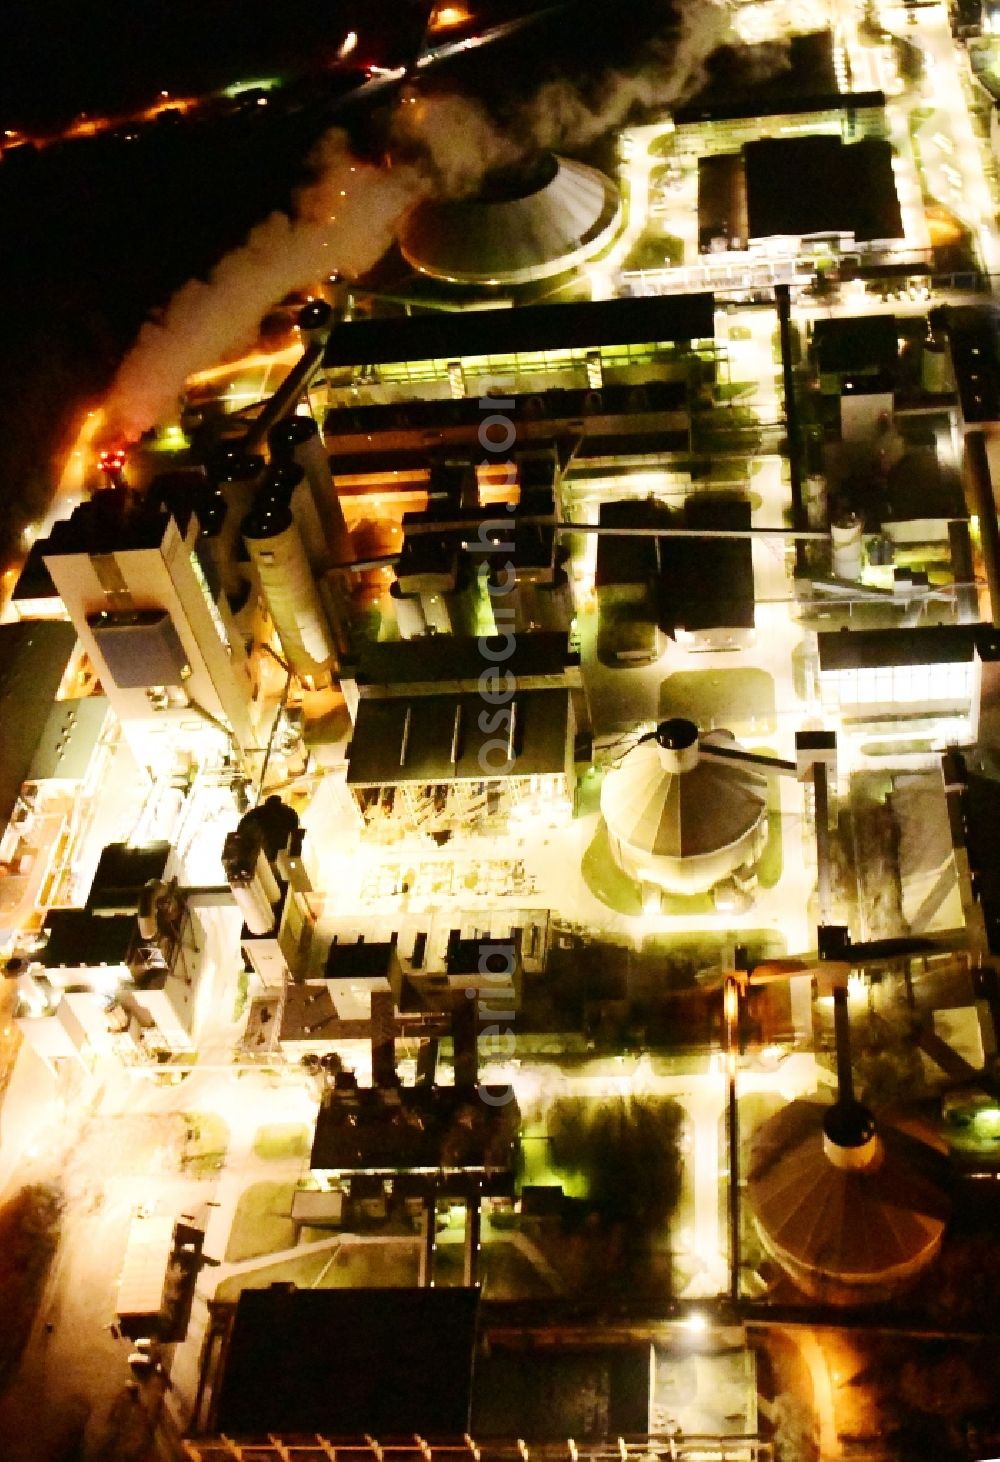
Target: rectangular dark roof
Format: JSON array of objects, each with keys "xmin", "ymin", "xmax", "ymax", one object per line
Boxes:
[
  {"xmin": 961, "ymin": 770, "xmax": 1000, "ymax": 952},
  {"xmin": 697, "ymin": 152, "xmax": 748, "ymax": 252},
  {"xmin": 813, "ymin": 314, "xmax": 899, "ymax": 375},
  {"xmin": 355, "ymin": 631, "xmax": 571, "ymax": 686},
  {"xmin": 659, "ymin": 495, "xmax": 755, "ymax": 632},
  {"xmin": 11, "ymin": 542, "xmax": 57, "ymax": 602},
  {"xmin": 40, "ymin": 487, "xmax": 172, "ymax": 558},
  {"xmin": 446, "ymin": 932, "xmax": 520, "ymax": 976},
  {"xmin": 472, "ymin": 1345, "xmax": 652, "ymax": 1438},
  {"xmin": 0, "ymin": 621, "xmax": 77, "ymax": 833},
  {"xmin": 215, "ymin": 1287, "xmax": 479, "ymax": 1436},
  {"xmin": 87, "ymin": 841, "xmax": 171, "ymax": 914},
  {"xmin": 89, "ymin": 610, "xmax": 188, "ymax": 690},
  {"xmin": 675, "ymin": 88, "xmax": 885, "ymax": 125},
  {"xmin": 595, "ymin": 498, "xmax": 665, "ymax": 587},
  {"xmin": 818, "ymin": 624, "xmax": 977, "ymax": 671},
  {"xmin": 324, "ymin": 939, "xmax": 397, "ymax": 980},
  {"xmin": 41, "ymin": 910, "xmax": 135, "ymax": 968},
  {"xmin": 326, "ymin": 380, "xmax": 689, "ymax": 438},
  {"xmin": 945, "ymin": 309, "xmax": 1000, "ymax": 423},
  {"xmin": 346, "ymin": 688, "xmax": 570, "ymax": 785},
  {"xmin": 745, "ymin": 136, "xmax": 902, "ymax": 243},
  {"xmin": 324, "ymin": 295, "xmax": 715, "ymax": 369}
]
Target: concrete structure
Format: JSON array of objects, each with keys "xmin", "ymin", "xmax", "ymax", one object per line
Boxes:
[
  {"xmin": 600, "ymin": 718, "xmax": 767, "ymax": 900},
  {"xmin": 242, "ymin": 497, "xmax": 337, "ymax": 686},
  {"xmin": 749, "ymin": 990, "xmax": 950, "ymax": 1304},
  {"xmin": 0, "ymin": 621, "xmax": 79, "ymax": 838},
  {"xmin": 40, "ymin": 490, "xmax": 256, "ymax": 762},
  {"xmin": 345, "ymin": 687, "xmax": 576, "ymax": 836},
  {"xmin": 399, "ymin": 153, "xmax": 622, "ymax": 287}
]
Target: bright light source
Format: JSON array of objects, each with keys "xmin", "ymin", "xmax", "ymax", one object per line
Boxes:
[
  {"xmin": 683, "ymin": 1311, "xmax": 707, "ymax": 1333},
  {"xmin": 974, "ymin": 1106, "xmax": 1000, "ymax": 1139},
  {"xmin": 430, "ymin": 5, "xmax": 472, "ymax": 29},
  {"xmin": 339, "ymin": 30, "xmax": 358, "ymax": 58},
  {"xmin": 222, "ymin": 77, "xmax": 280, "ymax": 99}
]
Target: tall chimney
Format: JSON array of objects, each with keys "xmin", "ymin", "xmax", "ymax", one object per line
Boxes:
[{"xmin": 823, "ymin": 985, "xmax": 881, "ymax": 1171}]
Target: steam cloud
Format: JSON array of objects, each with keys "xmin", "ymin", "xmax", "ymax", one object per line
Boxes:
[
  {"xmin": 102, "ymin": 137, "xmax": 426, "ymax": 440},
  {"xmin": 104, "ymin": 0, "xmax": 744, "ymax": 441}
]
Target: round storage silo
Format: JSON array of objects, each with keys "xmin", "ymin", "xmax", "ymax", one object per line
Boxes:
[
  {"xmin": 399, "ymin": 153, "xmax": 622, "ymax": 287},
  {"xmin": 260, "ymin": 461, "xmax": 327, "ymax": 571},
  {"xmin": 269, "ymin": 414, "xmax": 354, "ymax": 568},
  {"xmin": 831, "ymin": 514, "xmax": 864, "ymax": 580},
  {"xmin": 297, "ymin": 297, "xmax": 334, "ymax": 345},
  {"xmin": 209, "ymin": 447, "xmax": 266, "ymax": 527},
  {"xmin": 748, "ymin": 1095, "xmax": 950, "ymax": 1305},
  {"xmin": 599, "ymin": 718, "xmax": 768, "ymax": 897},
  {"xmin": 242, "ymin": 497, "xmax": 336, "ymax": 685}
]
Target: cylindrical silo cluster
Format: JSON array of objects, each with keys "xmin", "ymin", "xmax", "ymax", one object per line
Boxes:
[
  {"xmin": 269, "ymin": 414, "xmax": 354, "ymax": 569},
  {"xmin": 242, "ymin": 496, "xmax": 336, "ymax": 686},
  {"xmin": 203, "ymin": 448, "xmax": 264, "ymax": 594},
  {"xmin": 258, "ymin": 460, "xmax": 327, "ymax": 571}
]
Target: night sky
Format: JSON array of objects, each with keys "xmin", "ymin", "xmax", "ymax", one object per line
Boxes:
[{"xmin": 0, "ymin": 0, "xmax": 685, "ymax": 561}]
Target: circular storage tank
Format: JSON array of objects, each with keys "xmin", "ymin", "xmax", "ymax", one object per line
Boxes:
[
  {"xmin": 297, "ymin": 298, "xmax": 333, "ymax": 344},
  {"xmin": 269, "ymin": 413, "xmax": 353, "ymax": 566},
  {"xmin": 599, "ymin": 718, "xmax": 768, "ymax": 897},
  {"xmin": 831, "ymin": 514, "xmax": 863, "ymax": 580},
  {"xmin": 748, "ymin": 1097, "xmax": 950, "ymax": 1305},
  {"xmin": 399, "ymin": 153, "xmax": 622, "ymax": 287}
]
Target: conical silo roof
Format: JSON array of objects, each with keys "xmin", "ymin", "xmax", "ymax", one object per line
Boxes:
[
  {"xmin": 399, "ymin": 153, "xmax": 622, "ymax": 286},
  {"xmin": 748, "ymin": 1097, "xmax": 950, "ymax": 1300},
  {"xmin": 600, "ymin": 723, "xmax": 766, "ymax": 862}
]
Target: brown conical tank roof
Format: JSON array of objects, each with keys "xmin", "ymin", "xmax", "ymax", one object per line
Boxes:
[{"xmin": 748, "ymin": 1098, "xmax": 950, "ymax": 1296}]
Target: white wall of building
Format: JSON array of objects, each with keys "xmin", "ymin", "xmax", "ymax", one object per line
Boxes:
[{"xmin": 43, "ymin": 516, "xmax": 255, "ymax": 768}]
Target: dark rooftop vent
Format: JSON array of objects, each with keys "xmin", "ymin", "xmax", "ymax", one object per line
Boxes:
[
  {"xmin": 298, "ymin": 299, "xmax": 333, "ymax": 332},
  {"xmin": 655, "ymin": 717, "xmax": 699, "ymax": 752}
]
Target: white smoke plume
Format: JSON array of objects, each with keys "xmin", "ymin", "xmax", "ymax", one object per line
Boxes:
[
  {"xmin": 392, "ymin": 0, "xmax": 743, "ymax": 181},
  {"xmin": 104, "ymin": 0, "xmax": 745, "ymax": 440},
  {"xmin": 514, "ymin": 0, "xmax": 739, "ymax": 151},
  {"xmin": 103, "ymin": 133, "xmax": 426, "ymax": 440},
  {"xmin": 392, "ymin": 91, "xmax": 523, "ymax": 196}
]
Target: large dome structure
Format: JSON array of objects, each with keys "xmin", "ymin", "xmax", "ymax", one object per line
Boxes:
[
  {"xmin": 599, "ymin": 718, "xmax": 768, "ymax": 897},
  {"xmin": 749, "ymin": 985, "xmax": 950, "ymax": 1306},
  {"xmin": 399, "ymin": 153, "xmax": 622, "ymax": 287},
  {"xmin": 747, "ymin": 1096, "xmax": 950, "ymax": 1305}
]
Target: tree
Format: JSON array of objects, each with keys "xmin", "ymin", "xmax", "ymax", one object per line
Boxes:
[{"xmin": 546, "ymin": 1097, "xmax": 683, "ymax": 1230}]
